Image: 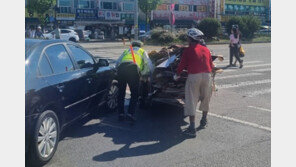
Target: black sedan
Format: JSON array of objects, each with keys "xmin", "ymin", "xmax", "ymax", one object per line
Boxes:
[{"xmin": 25, "ymin": 39, "xmax": 118, "ymax": 166}]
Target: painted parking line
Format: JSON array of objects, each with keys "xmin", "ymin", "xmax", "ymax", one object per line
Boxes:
[
  {"xmin": 217, "ymin": 79, "xmax": 271, "ymax": 89},
  {"xmin": 195, "ymin": 110, "xmax": 271, "ymax": 132},
  {"xmin": 245, "ymin": 89, "xmax": 271, "ymax": 97},
  {"xmin": 248, "ymin": 106, "xmax": 271, "ymax": 112},
  {"xmin": 215, "ymin": 73, "xmax": 262, "ymax": 80}
]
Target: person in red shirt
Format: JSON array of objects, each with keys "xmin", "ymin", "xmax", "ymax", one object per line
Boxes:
[{"xmin": 175, "ymin": 28, "xmax": 213, "ymax": 137}]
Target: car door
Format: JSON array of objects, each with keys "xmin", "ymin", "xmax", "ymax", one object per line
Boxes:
[
  {"xmin": 42, "ymin": 44, "xmax": 90, "ymax": 122},
  {"xmin": 60, "ymin": 30, "xmax": 70, "ymax": 40},
  {"xmin": 66, "ymin": 44, "xmax": 109, "ymax": 109}
]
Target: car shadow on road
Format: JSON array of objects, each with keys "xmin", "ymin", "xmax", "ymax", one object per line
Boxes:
[
  {"xmin": 61, "ymin": 102, "xmax": 197, "ymax": 162},
  {"xmin": 92, "ymin": 103, "xmax": 191, "ymax": 162}
]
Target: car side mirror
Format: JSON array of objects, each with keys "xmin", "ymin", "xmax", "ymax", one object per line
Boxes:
[{"xmin": 97, "ymin": 59, "xmax": 109, "ymax": 67}]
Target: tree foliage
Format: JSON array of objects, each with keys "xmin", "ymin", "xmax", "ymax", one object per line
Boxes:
[
  {"xmin": 139, "ymin": 0, "xmax": 163, "ymax": 31},
  {"xmin": 226, "ymin": 16, "xmax": 261, "ymax": 39},
  {"xmin": 197, "ymin": 18, "xmax": 221, "ymax": 38},
  {"xmin": 27, "ymin": 0, "xmax": 54, "ymax": 25}
]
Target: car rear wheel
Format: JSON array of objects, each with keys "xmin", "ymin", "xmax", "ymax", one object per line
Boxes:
[
  {"xmin": 69, "ymin": 37, "xmax": 76, "ymax": 42},
  {"xmin": 29, "ymin": 110, "xmax": 60, "ymax": 166},
  {"xmin": 105, "ymin": 80, "xmax": 119, "ymax": 112}
]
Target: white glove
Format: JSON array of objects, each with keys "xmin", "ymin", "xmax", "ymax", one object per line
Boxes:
[{"xmin": 173, "ymin": 74, "xmax": 180, "ymax": 81}]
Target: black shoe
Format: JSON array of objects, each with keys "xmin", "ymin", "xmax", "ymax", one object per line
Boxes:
[
  {"xmin": 200, "ymin": 118, "xmax": 207, "ymax": 129},
  {"xmin": 239, "ymin": 60, "xmax": 244, "ymax": 68},
  {"xmin": 183, "ymin": 127, "xmax": 196, "ymax": 138},
  {"xmin": 126, "ymin": 114, "xmax": 136, "ymax": 123},
  {"xmin": 118, "ymin": 114, "xmax": 125, "ymax": 121}
]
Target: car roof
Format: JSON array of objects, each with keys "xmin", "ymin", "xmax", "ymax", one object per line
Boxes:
[{"xmin": 25, "ymin": 39, "xmax": 69, "ymax": 58}]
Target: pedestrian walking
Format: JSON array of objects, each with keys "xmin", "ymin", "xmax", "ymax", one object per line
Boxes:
[
  {"xmin": 116, "ymin": 41, "xmax": 153, "ymax": 124},
  {"xmin": 28, "ymin": 26, "xmax": 35, "ymax": 38},
  {"xmin": 175, "ymin": 28, "xmax": 214, "ymax": 137},
  {"xmin": 54, "ymin": 26, "xmax": 61, "ymax": 39},
  {"xmin": 35, "ymin": 26, "xmax": 44, "ymax": 39},
  {"xmin": 228, "ymin": 25, "xmax": 243, "ymax": 68}
]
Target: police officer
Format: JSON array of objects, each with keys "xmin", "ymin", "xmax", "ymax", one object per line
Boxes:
[{"xmin": 116, "ymin": 41, "xmax": 153, "ymax": 123}]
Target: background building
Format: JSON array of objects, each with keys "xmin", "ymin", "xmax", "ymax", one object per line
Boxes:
[
  {"xmin": 151, "ymin": 0, "xmax": 215, "ymax": 28},
  {"xmin": 221, "ymin": 0, "xmax": 270, "ymax": 25}
]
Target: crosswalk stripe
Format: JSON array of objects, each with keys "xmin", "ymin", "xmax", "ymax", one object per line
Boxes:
[
  {"xmin": 245, "ymin": 89, "xmax": 271, "ymax": 97},
  {"xmin": 248, "ymin": 106, "xmax": 271, "ymax": 112},
  {"xmin": 195, "ymin": 110, "xmax": 271, "ymax": 131},
  {"xmin": 253, "ymin": 68, "xmax": 271, "ymax": 72},
  {"xmin": 216, "ymin": 60, "xmax": 262, "ymax": 66},
  {"xmin": 221, "ymin": 63, "xmax": 271, "ymax": 73},
  {"xmin": 215, "ymin": 73, "xmax": 262, "ymax": 80},
  {"xmin": 217, "ymin": 79, "xmax": 271, "ymax": 89}
]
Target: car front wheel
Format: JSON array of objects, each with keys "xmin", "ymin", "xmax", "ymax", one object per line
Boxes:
[
  {"xmin": 105, "ymin": 80, "xmax": 119, "ymax": 112},
  {"xmin": 29, "ymin": 110, "xmax": 60, "ymax": 166}
]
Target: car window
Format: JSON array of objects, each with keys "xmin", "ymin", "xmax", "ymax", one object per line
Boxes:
[
  {"xmin": 61, "ymin": 30, "xmax": 70, "ymax": 34},
  {"xmin": 38, "ymin": 53, "xmax": 53, "ymax": 76},
  {"xmin": 45, "ymin": 44, "xmax": 74, "ymax": 74},
  {"xmin": 67, "ymin": 44, "xmax": 95, "ymax": 69}
]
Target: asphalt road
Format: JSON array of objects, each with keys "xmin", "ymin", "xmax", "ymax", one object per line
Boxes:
[{"xmin": 43, "ymin": 42, "xmax": 271, "ymax": 167}]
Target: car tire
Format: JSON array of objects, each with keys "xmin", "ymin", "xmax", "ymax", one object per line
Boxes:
[
  {"xmin": 105, "ymin": 80, "xmax": 119, "ymax": 112},
  {"xmin": 28, "ymin": 110, "xmax": 60, "ymax": 166},
  {"xmin": 69, "ymin": 37, "xmax": 76, "ymax": 42}
]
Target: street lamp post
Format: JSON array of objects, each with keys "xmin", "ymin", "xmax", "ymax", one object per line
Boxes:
[{"xmin": 134, "ymin": 0, "xmax": 139, "ymax": 40}]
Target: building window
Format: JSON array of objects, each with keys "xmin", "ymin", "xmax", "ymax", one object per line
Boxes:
[
  {"xmin": 174, "ymin": 4, "xmax": 179, "ymax": 11},
  {"xmin": 60, "ymin": 7, "xmax": 72, "ymax": 13},
  {"xmin": 102, "ymin": 2, "xmax": 112, "ymax": 9},
  {"xmin": 123, "ymin": 3, "xmax": 134, "ymax": 11},
  {"xmin": 253, "ymin": 0, "xmax": 256, "ymax": 2},
  {"xmin": 59, "ymin": 0, "xmax": 71, "ymax": 7},
  {"xmin": 78, "ymin": 0, "xmax": 95, "ymax": 9}
]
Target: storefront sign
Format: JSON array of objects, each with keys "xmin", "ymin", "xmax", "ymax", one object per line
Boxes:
[
  {"xmin": 76, "ymin": 9, "xmax": 97, "ymax": 19},
  {"xmin": 56, "ymin": 13, "xmax": 76, "ymax": 20},
  {"xmin": 152, "ymin": 10, "xmax": 208, "ymax": 21},
  {"xmin": 105, "ymin": 11, "xmax": 121, "ymax": 20},
  {"xmin": 98, "ymin": 11, "xmax": 105, "ymax": 18}
]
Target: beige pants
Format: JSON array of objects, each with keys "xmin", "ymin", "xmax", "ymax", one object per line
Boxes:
[{"xmin": 184, "ymin": 73, "xmax": 212, "ymax": 116}]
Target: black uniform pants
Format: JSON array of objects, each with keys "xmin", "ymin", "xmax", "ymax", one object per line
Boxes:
[
  {"xmin": 117, "ymin": 62, "xmax": 140, "ymax": 115},
  {"xmin": 230, "ymin": 44, "xmax": 242, "ymax": 65}
]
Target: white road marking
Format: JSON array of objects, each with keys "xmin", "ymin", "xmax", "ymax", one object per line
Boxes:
[
  {"xmin": 245, "ymin": 89, "xmax": 271, "ymax": 97},
  {"xmin": 196, "ymin": 110, "xmax": 271, "ymax": 132},
  {"xmin": 125, "ymin": 90, "xmax": 270, "ymax": 132},
  {"xmin": 248, "ymin": 106, "xmax": 271, "ymax": 112},
  {"xmin": 215, "ymin": 73, "xmax": 262, "ymax": 80},
  {"xmin": 221, "ymin": 64, "xmax": 271, "ymax": 73},
  {"xmin": 216, "ymin": 60, "xmax": 262, "ymax": 66},
  {"xmin": 253, "ymin": 68, "xmax": 271, "ymax": 72},
  {"xmin": 217, "ymin": 79, "xmax": 271, "ymax": 89}
]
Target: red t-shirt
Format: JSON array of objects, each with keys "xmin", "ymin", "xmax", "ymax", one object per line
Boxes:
[{"xmin": 177, "ymin": 43, "xmax": 213, "ymax": 75}]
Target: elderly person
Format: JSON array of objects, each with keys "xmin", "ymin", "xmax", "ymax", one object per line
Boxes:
[{"xmin": 175, "ymin": 28, "xmax": 213, "ymax": 137}]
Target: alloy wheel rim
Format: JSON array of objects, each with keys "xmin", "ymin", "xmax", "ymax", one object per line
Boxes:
[
  {"xmin": 107, "ymin": 85, "xmax": 118, "ymax": 109},
  {"xmin": 37, "ymin": 117, "xmax": 57, "ymax": 158}
]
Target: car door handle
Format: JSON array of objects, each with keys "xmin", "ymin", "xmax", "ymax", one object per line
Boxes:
[
  {"xmin": 86, "ymin": 78, "xmax": 92, "ymax": 84},
  {"xmin": 56, "ymin": 84, "xmax": 65, "ymax": 92}
]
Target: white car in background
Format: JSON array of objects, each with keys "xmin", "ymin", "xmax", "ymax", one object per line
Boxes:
[{"xmin": 44, "ymin": 29, "xmax": 80, "ymax": 42}]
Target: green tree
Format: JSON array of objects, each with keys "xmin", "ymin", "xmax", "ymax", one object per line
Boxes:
[
  {"xmin": 139, "ymin": 0, "xmax": 163, "ymax": 31},
  {"xmin": 198, "ymin": 18, "xmax": 221, "ymax": 38},
  {"xmin": 226, "ymin": 16, "xmax": 261, "ymax": 39},
  {"xmin": 27, "ymin": 0, "xmax": 54, "ymax": 26},
  {"xmin": 241, "ymin": 16, "xmax": 261, "ymax": 38}
]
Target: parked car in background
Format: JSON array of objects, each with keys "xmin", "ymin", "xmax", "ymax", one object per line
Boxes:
[
  {"xmin": 258, "ymin": 26, "xmax": 271, "ymax": 35},
  {"xmin": 139, "ymin": 31, "xmax": 151, "ymax": 41},
  {"xmin": 25, "ymin": 39, "xmax": 118, "ymax": 166},
  {"xmin": 43, "ymin": 29, "xmax": 80, "ymax": 42}
]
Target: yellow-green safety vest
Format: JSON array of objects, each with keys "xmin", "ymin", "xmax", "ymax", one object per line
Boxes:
[{"xmin": 121, "ymin": 48, "xmax": 145, "ymax": 71}]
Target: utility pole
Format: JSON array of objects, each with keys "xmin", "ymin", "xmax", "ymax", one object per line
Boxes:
[{"xmin": 134, "ymin": 0, "xmax": 139, "ymax": 40}]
